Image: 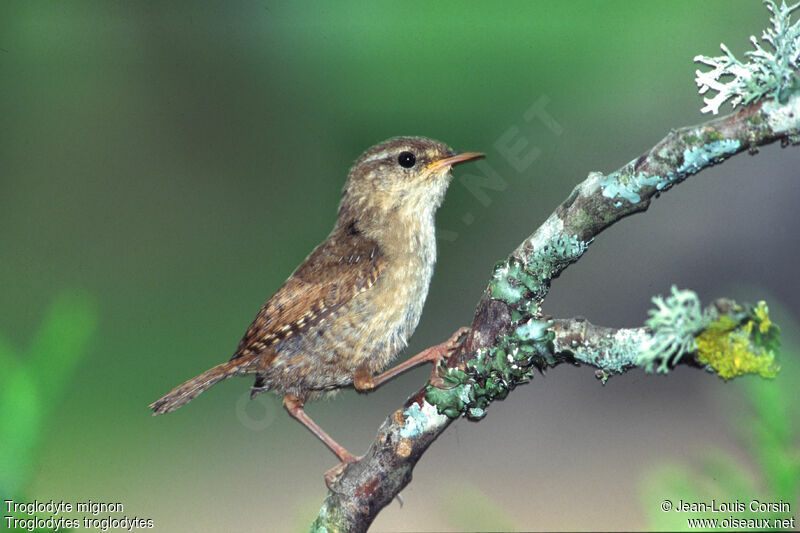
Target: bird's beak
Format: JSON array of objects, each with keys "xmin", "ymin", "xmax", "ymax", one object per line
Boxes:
[{"xmin": 428, "ymin": 151, "xmax": 485, "ymax": 173}]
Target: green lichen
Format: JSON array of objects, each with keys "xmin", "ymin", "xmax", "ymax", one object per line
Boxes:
[
  {"xmin": 489, "ymin": 234, "xmax": 588, "ymax": 311},
  {"xmin": 310, "ymin": 503, "xmax": 338, "ymax": 533},
  {"xmin": 489, "ymin": 257, "xmax": 539, "ymax": 306},
  {"xmin": 703, "ymin": 130, "xmax": 725, "ymax": 143},
  {"xmin": 695, "ymin": 301, "xmax": 780, "ymax": 380},
  {"xmin": 526, "ymin": 234, "xmax": 589, "ymax": 295},
  {"xmin": 600, "ymin": 174, "xmax": 643, "ymax": 204},
  {"xmin": 683, "ymin": 133, "xmax": 701, "ymax": 145},
  {"xmin": 695, "ymin": 0, "xmax": 800, "ymax": 114},
  {"xmin": 425, "ymin": 317, "xmax": 555, "ymax": 420},
  {"xmin": 398, "ymin": 403, "xmax": 428, "ymax": 439},
  {"xmin": 639, "ymin": 287, "xmax": 711, "ymax": 373},
  {"xmin": 599, "ymin": 138, "xmax": 741, "ymax": 206},
  {"xmin": 676, "ymin": 139, "xmax": 742, "ymax": 175},
  {"xmin": 599, "ymin": 171, "xmax": 669, "ymax": 204},
  {"xmin": 515, "ymin": 319, "xmax": 552, "ymax": 341},
  {"xmin": 571, "ymin": 328, "xmax": 646, "ymax": 383},
  {"xmin": 456, "ymin": 233, "xmax": 590, "ymax": 419}
]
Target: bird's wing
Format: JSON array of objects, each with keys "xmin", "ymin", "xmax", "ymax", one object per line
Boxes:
[{"xmin": 231, "ymin": 227, "xmax": 385, "ymax": 364}]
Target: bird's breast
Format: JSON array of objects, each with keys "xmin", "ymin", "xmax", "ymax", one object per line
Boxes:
[{"xmin": 266, "ymin": 213, "xmax": 438, "ymax": 396}]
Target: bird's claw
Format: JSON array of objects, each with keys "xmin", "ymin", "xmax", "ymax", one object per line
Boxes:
[
  {"xmin": 427, "ymin": 327, "xmax": 469, "ymax": 389},
  {"xmin": 444, "ymin": 327, "xmax": 470, "ymax": 355},
  {"xmin": 324, "ymin": 455, "xmax": 360, "ymax": 490}
]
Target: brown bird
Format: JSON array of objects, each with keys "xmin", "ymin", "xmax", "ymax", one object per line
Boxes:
[{"xmin": 150, "ymin": 137, "xmax": 483, "ymax": 467}]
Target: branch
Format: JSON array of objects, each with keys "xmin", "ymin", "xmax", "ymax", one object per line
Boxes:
[
  {"xmin": 551, "ymin": 295, "xmax": 779, "ymax": 383},
  {"xmin": 312, "ymin": 5, "xmax": 800, "ymax": 527},
  {"xmin": 309, "ymin": 91, "xmax": 797, "ymax": 532}
]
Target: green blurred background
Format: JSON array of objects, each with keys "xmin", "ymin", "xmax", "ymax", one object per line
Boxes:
[{"xmin": 2, "ymin": 1, "xmax": 798, "ymax": 531}]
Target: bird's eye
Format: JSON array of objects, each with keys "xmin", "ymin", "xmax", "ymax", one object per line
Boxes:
[{"xmin": 397, "ymin": 151, "xmax": 416, "ymax": 168}]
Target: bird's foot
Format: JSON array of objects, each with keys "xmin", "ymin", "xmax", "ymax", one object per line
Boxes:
[
  {"xmin": 355, "ymin": 327, "xmax": 471, "ymax": 392},
  {"xmin": 428, "ymin": 369, "xmax": 457, "ymax": 389},
  {"xmin": 428, "ymin": 327, "xmax": 470, "ymax": 389},
  {"xmin": 441, "ymin": 327, "xmax": 470, "ymax": 356},
  {"xmin": 324, "ymin": 454, "xmax": 360, "ymax": 490}
]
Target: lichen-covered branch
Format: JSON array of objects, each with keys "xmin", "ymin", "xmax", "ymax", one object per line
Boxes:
[
  {"xmin": 550, "ymin": 291, "xmax": 780, "ymax": 384},
  {"xmin": 313, "ymin": 289, "xmax": 784, "ymax": 533},
  {"xmin": 311, "ymin": 4, "xmax": 798, "ymax": 531}
]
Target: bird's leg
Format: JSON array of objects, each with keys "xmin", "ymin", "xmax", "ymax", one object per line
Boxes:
[
  {"xmin": 354, "ymin": 327, "xmax": 469, "ymax": 391},
  {"xmin": 282, "ymin": 394, "xmax": 358, "ymax": 464}
]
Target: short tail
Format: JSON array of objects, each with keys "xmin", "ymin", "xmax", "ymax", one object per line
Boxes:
[{"xmin": 150, "ymin": 360, "xmax": 247, "ymax": 415}]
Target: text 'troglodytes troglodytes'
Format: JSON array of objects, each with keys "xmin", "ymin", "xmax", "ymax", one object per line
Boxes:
[{"xmin": 150, "ymin": 137, "xmax": 483, "ymax": 469}]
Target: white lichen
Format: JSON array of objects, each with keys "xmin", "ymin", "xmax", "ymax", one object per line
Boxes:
[
  {"xmin": 399, "ymin": 401, "xmax": 447, "ymax": 439},
  {"xmin": 576, "ymin": 328, "xmax": 648, "ymax": 380},
  {"xmin": 639, "ymin": 286, "xmax": 711, "ymax": 373},
  {"xmin": 676, "ymin": 139, "xmax": 742, "ymax": 175},
  {"xmin": 762, "ymin": 89, "xmax": 800, "ymax": 133},
  {"xmin": 520, "ymin": 213, "xmax": 565, "ymax": 258},
  {"xmin": 695, "ymin": 0, "xmax": 800, "ymax": 114}
]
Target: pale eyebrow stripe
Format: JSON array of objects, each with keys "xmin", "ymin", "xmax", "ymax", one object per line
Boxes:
[
  {"xmin": 360, "ymin": 150, "xmax": 392, "ymax": 164},
  {"xmin": 360, "ymin": 145, "xmax": 418, "ymax": 165}
]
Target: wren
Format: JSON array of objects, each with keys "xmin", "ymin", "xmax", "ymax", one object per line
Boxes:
[{"xmin": 150, "ymin": 137, "xmax": 483, "ymax": 467}]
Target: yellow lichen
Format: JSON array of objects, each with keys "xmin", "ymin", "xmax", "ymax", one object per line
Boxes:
[
  {"xmin": 753, "ymin": 301, "xmax": 772, "ymax": 334},
  {"xmin": 695, "ymin": 315, "xmax": 779, "ymax": 380}
]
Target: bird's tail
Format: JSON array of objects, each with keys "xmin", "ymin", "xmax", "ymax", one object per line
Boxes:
[{"xmin": 150, "ymin": 359, "xmax": 248, "ymax": 415}]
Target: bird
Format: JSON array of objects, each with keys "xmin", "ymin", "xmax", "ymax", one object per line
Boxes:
[{"xmin": 150, "ymin": 136, "xmax": 483, "ymax": 468}]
